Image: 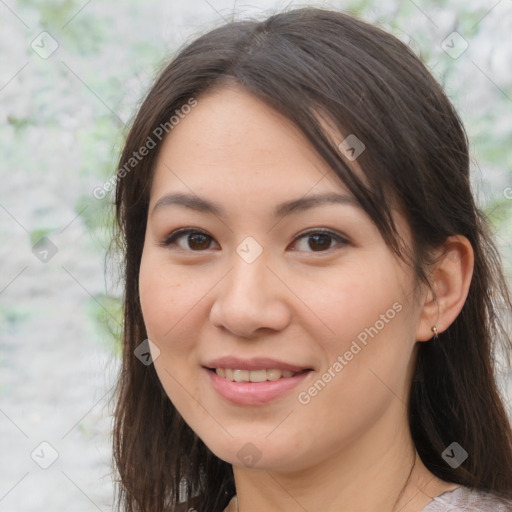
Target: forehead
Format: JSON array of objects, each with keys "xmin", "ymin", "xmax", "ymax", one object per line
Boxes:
[{"xmin": 150, "ymin": 85, "xmax": 351, "ymax": 202}]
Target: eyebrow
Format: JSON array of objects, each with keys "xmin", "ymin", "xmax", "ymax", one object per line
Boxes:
[{"xmin": 151, "ymin": 192, "xmax": 361, "ymax": 218}]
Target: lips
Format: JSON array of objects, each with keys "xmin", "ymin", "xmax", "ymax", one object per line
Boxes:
[{"xmin": 202, "ymin": 356, "xmax": 313, "ymax": 405}]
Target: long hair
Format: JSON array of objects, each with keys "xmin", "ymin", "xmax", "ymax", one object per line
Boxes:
[{"xmin": 112, "ymin": 7, "xmax": 512, "ymax": 511}]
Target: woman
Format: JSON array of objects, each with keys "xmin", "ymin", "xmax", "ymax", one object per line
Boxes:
[{"xmin": 112, "ymin": 7, "xmax": 512, "ymax": 512}]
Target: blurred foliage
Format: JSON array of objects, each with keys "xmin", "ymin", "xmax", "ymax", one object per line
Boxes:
[
  {"xmin": 75, "ymin": 114, "xmax": 122, "ymax": 180},
  {"xmin": 0, "ymin": 304, "xmax": 32, "ymax": 328},
  {"xmin": 29, "ymin": 227, "xmax": 54, "ymax": 247},
  {"xmin": 485, "ymin": 199, "xmax": 512, "ymax": 227},
  {"xmin": 22, "ymin": 0, "xmax": 110, "ymax": 55},
  {"xmin": 7, "ymin": 115, "xmax": 32, "ymax": 131},
  {"xmin": 74, "ymin": 193, "xmax": 116, "ymax": 257},
  {"xmin": 87, "ymin": 292, "xmax": 123, "ymax": 355}
]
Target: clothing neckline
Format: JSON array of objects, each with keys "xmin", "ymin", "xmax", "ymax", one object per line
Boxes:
[
  {"xmin": 429, "ymin": 484, "xmax": 462, "ymax": 500},
  {"xmin": 223, "ymin": 486, "xmax": 464, "ymax": 512}
]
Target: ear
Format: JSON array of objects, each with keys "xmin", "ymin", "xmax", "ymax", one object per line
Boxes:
[{"xmin": 416, "ymin": 235, "xmax": 474, "ymax": 342}]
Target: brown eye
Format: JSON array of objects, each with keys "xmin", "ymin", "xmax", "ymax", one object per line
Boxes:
[
  {"xmin": 291, "ymin": 229, "xmax": 348, "ymax": 253},
  {"xmin": 163, "ymin": 229, "xmax": 217, "ymax": 251},
  {"xmin": 187, "ymin": 233, "xmax": 212, "ymax": 250}
]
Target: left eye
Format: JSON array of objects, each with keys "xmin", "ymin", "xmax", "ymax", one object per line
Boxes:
[
  {"xmin": 162, "ymin": 229, "xmax": 218, "ymax": 251},
  {"xmin": 291, "ymin": 230, "xmax": 347, "ymax": 252},
  {"xmin": 161, "ymin": 228, "xmax": 347, "ymax": 253}
]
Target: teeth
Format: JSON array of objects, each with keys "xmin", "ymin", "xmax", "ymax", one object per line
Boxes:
[
  {"xmin": 233, "ymin": 369, "xmax": 249, "ymax": 382},
  {"xmin": 244, "ymin": 369, "xmax": 267, "ymax": 382},
  {"xmin": 267, "ymin": 369, "xmax": 282, "ymax": 381},
  {"xmin": 215, "ymin": 368, "xmax": 298, "ymax": 382}
]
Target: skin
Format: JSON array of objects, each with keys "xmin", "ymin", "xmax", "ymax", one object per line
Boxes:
[{"xmin": 138, "ymin": 85, "xmax": 474, "ymax": 512}]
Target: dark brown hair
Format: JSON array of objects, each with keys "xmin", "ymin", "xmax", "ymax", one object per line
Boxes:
[{"xmin": 112, "ymin": 7, "xmax": 512, "ymax": 511}]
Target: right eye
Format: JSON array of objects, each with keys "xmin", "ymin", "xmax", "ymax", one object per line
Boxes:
[{"xmin": 161, "ymin": 228, "xmax": 219, "ymax": 251}]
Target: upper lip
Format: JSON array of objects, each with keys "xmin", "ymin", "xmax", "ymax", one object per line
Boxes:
[{"xmin": 203, "ymin": 357, "xmax": 312, "ymax": 373}]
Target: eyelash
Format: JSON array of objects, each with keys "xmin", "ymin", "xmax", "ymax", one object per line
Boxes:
[{"xmin": 160, "ymin": 227, "xmax": 349, "ymax": 254}]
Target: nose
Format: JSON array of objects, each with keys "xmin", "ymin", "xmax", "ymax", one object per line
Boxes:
[{"xmin": 209, "ymin": 251, "xmax": 292, "ymax": 338}]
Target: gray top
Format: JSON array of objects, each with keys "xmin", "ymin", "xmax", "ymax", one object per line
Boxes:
[
  {"xmin": 421, "ymin": 485, "xmax": 512, "ymax": 511},
  {"xmin": 222, "ymin": 486, "xmax": 512, "ymax": 511}
]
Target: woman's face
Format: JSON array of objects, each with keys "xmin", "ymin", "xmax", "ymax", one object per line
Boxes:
[{"xmin": 139, "ymin": 85, "xmax": 426, "ymax": 472}]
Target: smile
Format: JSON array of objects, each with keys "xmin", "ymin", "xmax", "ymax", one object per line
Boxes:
[
  {"xmin": 204, "ymin": 367, "xmax": 312, "ymax": 405},
  {"xmin": 213, "ymin": 368, "xmax": 300, "ymax": 382}
]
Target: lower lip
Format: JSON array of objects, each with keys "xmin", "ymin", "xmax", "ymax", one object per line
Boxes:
[{"xmin": 205, "ymin": 368, "xmax": 311, "ymax": 406}]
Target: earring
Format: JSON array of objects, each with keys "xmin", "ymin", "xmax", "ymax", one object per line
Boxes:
[{"xmin": 431, "ymin": 326, "xmax": 439, "ymax": 341}]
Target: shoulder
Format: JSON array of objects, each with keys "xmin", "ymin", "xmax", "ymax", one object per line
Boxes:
[{"xmin": 422, "ymin": 485, "xmax": 512, "ymax": 511}]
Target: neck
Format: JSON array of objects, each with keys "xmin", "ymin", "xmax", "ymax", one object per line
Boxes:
[{"xmin": 230, "ymin": 405, "xmax": 448, "ymax": 512}]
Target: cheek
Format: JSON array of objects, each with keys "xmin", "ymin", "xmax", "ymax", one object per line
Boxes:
[
  {"xmin": 301, "ymin": 252, "xmax": 416, "ymax": 404},
  {"xmin": 138, "ymin": 250, "xmax": 196, "ymax": 346},
  {"xmin": 307, "ymin": 251, "xmax": 408, "ymax": 346},
  {"xmin": 291, "ymin": 304, "xmax": 414, "ymax": 465},
  {"xmin": 138, "ymin": 251, "xmax": 208, "ymax": 416}
]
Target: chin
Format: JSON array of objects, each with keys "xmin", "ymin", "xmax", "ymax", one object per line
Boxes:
[{"xmin": 198, "ymin": 435, "xmax": 305, "ymax": 472}]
